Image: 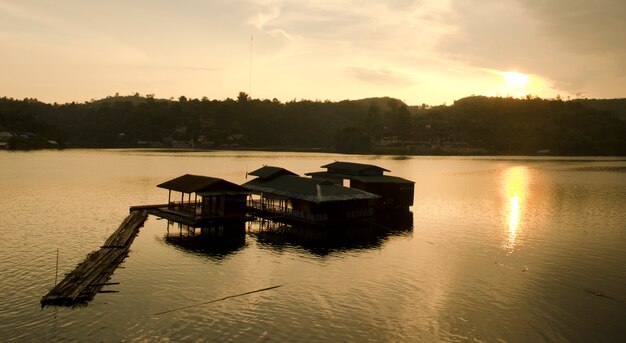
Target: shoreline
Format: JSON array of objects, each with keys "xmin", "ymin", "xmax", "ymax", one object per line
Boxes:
[{"xmin": 3, "ymin": 146, "xmax": 626, "ymax": 159}]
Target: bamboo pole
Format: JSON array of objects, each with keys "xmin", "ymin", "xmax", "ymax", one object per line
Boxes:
[{"xmin": 54, "ymin": 249, "xmax": 59, "ymax": 287}]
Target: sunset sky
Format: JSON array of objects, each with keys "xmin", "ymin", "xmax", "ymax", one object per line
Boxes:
[{"xmin": 1, "ymin": 0, "xmax": 624, "ymax": 105}]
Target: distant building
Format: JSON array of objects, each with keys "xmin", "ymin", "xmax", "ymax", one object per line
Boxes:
[
  {"xmin": 227, "ymin": 133, "xmax": 244, "ymax": 141},
  {"xmin": 171, "ymin": 140, "xmax": 192, "ymax": 149},
  {"xmin": 0, "ymin": 131, "xmax": 14, "ymax": 142},
  {"xmin": 537, "ymin": 149, "xmax": 550, "ymax": 155}
]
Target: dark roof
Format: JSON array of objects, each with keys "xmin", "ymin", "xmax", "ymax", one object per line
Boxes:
[
  {"xmin": 243, "ymin": 175, "xmax": 379, "ymax": 203},
  {"xmin": 157, "ymin": 174, "xmax": 249, "ymax": 194},
  {"xmin": 320, "ymin": 161, "xmax": 390, "ymax": 175},
  {"xmin": 306, "ymin": 171, "xmax": 414, "ymax": 184},
  {"xmin": 248, "ymin": 166, "xmax": 298, "ymax": 180},
  {"xmin": 350, "ymin": 175, "xmax": 414, "ymax": 184}
]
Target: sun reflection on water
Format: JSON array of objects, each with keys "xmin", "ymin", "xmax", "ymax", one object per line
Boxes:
[{"xmin": 503, "ymin": 166, "xmax": 529, "ymax": 250}]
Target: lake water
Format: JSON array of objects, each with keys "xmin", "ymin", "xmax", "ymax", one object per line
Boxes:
[{"xmin": 1, "ymin": 150, "xmax": 625, "ymax": 342}]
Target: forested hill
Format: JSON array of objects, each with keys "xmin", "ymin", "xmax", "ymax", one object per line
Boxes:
[
  {"xmin": 0, "ymin": 93, "xmax": 625, "ymax": 155},
  {"xmin": 573, "ymin": 98, "xmax": 626, "ymax": 121}
]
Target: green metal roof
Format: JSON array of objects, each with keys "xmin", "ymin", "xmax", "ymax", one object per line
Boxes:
[{"xmin": 243, "ymin": 175, "xmax": 379, "ymax": 203}]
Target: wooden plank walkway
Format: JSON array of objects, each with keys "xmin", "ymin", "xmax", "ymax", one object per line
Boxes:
[
  {"xmin": 137, "ymin": 205, "xmax": 199, "ymax": 226},
  {"xmin": 132, "ymin": 204, "xmax": 253, "ymax": 226},
  {"xmin": 41, "ymin": 210, "xmax": 148, "ymax": 307}
]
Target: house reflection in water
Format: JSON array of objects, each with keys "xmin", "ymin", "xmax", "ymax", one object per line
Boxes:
[
  {"xmin": 249, "ymin": 211, "xmax": 413, "ymax": 255},
  {"xmin": 164, "ymin": 220, "xmax": 246, "ymax": 257}
]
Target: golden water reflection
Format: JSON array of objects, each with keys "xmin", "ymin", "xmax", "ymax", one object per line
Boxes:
[{"xmin": 503, "ymin": 166, "xmax": 529, "ymax": 250}]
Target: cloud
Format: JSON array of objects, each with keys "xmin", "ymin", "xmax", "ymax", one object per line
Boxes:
[
  {"xmin": 435, "ymin": 0, "xmax": 626, "ymax": 97},
  {"xmin": 249, "ymin": 1, "xmax": 368, "ymax": 43},
  {"xmin": 248, "ymin": 5, "xmax": 295, "ymax": 43},
  {"xmin": 0, "ymin": 1, "xmax": 61, "ymax": 28},
  {"xmin": 518, "ymin": 0, "xmax": 626, "ymax": 60},
  {"xmin": 181, "ymin": 66, "xmax": 220, "ymax": 72},
  {"xmin": 3, "ymin": 0, "xmax": 623, "ymax": 104},
  {"xmin": 514, "ymin": 0, "xmax": 626, "ymax": 96},
  {"xmin": 133, "ymin": 64, "xmax": 221, "ymax": 72},
  {"xmin": 436, "ymin": 1, "xmax": 541, "ymax": 68},
  {"xmin": 349, "ymin": 66, "xmax": 415, "ymax": 86},
  {"xmin": 245, "ymin": 0, "xmax": 453, "ymax": 70},
  {"xmin": 249, "ymin": 5, "xmax": 280, "ymax": 29}
]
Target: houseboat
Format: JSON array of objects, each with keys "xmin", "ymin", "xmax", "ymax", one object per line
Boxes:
[
  {"xmin": 306, "ymin": 161, "xmax": 414, "ymax": 211},
  {"xmin": 242, "ymin": 166, "xmax": 379, "ymax": 225},
  {"xmin": 132, "ymin": 174, "xmax": 251, "ymax": 226}
]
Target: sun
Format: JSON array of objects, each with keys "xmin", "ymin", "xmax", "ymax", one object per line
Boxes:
[
  {"xmin": 490, "ymin": 69, "xmax": 555, "ymax": 99},
  {"xmin": 501, "ymin": 71, "xmax": 530, "ymax": 88}
]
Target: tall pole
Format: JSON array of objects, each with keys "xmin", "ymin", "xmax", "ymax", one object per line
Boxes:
[{"xmin": 249, "ymin": 35, "xmax": 253, "ymax": 96}]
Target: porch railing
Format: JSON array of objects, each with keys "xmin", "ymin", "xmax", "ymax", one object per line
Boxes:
[
  {"xmin": 247, "ymin": 200, "xmax": 372, "ymax": 223},
  {"xmin": 168, "ymin": 201, "xmax": 201, "ymax": 215}
]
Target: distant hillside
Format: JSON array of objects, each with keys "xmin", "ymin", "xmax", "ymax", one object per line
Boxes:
[
  {"xmin": 575, "ymin": 98, "xmax": 626, "ymax": 121},
  {"xmin": 1, "ymin": 94, "xmax": 625, "ymax": 155},
  {"xmin": 418, "ymin": 96, "xmax": 626, "ymax": 155},
  {"xmin": 91, "ymin": 94, "xmax": 170, "ymax": 105},
  {"xmin": 346, "ymin": 97, "xmax": 407, "ymax": 112}
]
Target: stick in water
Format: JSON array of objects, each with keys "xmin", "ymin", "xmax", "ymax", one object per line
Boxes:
[
  {"xmin": 153, "ymin": 284, "xmax": 284, "ymax": 316},
  {"xmin": 54, "ymin": 249, "xmax": 59, "ymax": 287}
]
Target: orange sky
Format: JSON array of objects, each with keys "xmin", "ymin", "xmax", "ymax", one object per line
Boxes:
[{"xmin": 1, "ymin": 0, "xmax": 624, "ymax": 105}]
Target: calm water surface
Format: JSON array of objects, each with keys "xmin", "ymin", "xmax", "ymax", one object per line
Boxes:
[{"xmin": 1, "ymin": 150, "xmax": 625, "ymax": 342}]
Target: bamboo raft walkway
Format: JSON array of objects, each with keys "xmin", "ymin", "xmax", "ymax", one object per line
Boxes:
[{"xmin": 41, "ymin": 210, "xmax": 148, "ymax": 307}]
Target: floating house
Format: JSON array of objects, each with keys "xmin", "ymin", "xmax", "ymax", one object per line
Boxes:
[
  {"xmin": 133, "ymin": 174, "xmax": 251, "ymax": 226},
  {"xmin": 306, "ymin": 161, "xmax": 414, "ymax": 211},
  {"xmin": 243, "ymin": 166, "xmax": 379, "ymax": 225}
]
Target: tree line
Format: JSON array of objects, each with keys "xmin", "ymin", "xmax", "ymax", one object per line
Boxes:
[{"xmin": 0, "ymin": 93, "xmax": 624, "ymax": 155}]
